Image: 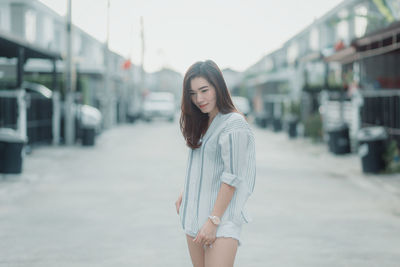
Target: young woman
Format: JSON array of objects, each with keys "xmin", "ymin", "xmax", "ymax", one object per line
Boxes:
[{"xmin": 175, "ymin": 60, "xmax": 256, "ymax": 267}]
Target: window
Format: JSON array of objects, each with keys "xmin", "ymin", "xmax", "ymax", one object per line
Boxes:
[
  {"xmin": 307, "ymin": 62, "xmax": 325, "ymax": 86},
  {"xmin": 336, "ymin": 9, "xmax": 349, "ymax": 43},
  {"xmin": 43, "ymin": 15, "xmax": 54, "ymax": 48},
  {"xmin": 73, "ymin": 33, "xmax": 82, "ymax": 55},
  {"xmin": 263, "ymin": 57, "xmax": 273, "ymax": 72},
  {"xmin": 310, "ymin": 27, "xmax": 319, "ymax": 51},
  {"xmin": 355, "ymin": 5, "xmax": 368, "ymax": 38},
  {"xmin": 25, "ymin": 9, "xmax": 36, "ymax": 43},
  {"xmin": 287, "ymin": 42, "xmax": 298, "ymax": 65},
  {"xmin": 386, "ymin": 0, "xmax": 400, "ymax": 21}
]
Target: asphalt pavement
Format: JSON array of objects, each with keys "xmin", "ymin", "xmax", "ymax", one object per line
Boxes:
[{"xmin": 0, "ymin": 119, "xmax": 399, "ymax": 267}]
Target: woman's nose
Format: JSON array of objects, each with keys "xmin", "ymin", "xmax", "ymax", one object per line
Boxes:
[{"xmin": 196, "ymin": 93, "xmax": 204, "ymax": 103}]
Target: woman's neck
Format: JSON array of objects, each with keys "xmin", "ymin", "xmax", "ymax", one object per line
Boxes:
[
  {"xmin": 207, "ymin": 112, "xmax": 218, "ymax": 128},
  {"xmin": 208, "ymin": 109, "xmax": 219, "ymax": 122}
]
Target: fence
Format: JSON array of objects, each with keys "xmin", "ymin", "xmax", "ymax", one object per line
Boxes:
[
  {"xmin": 0, "ymin": 89, "xmax": 55, "ymax": 145},
  {"xmin": 320, "ymin": 89, "xmax": 400, "ymax": 151},
  {"xmin": 0, "ymin": 90, "xmax": 26, "ymax": 140},
  {"xmin": 26, "ymin": 93, "xmax": 53, "ymax": 145},
  {"xmin": 0, "ymin": 93, "xmax": 18, "ymax": 129},
  {"xmin": 360, "ymin": 90, "xmax": 400, "ymax": 144}
]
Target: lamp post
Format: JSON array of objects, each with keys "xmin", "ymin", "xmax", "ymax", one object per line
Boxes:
[
  {"xmin": 65, "ymin": 0, "xmax": 75, "ymax": 145},
  {"xmin": 103, "ymin": 0, "xmax": 114, "ymax": 129},
  {"xmin": 140, "ymin": 16, "xmax": 145, "ymax": 96}
]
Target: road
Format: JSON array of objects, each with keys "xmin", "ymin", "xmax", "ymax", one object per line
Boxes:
[{"xmin": 0, "ymin": 119, "xmax": 399, "ymax": 267}]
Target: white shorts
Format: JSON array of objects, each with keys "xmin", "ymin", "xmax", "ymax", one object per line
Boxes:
[{"xmin": 185, "ymin": 221, "xmax": 243, "ymax": 246}]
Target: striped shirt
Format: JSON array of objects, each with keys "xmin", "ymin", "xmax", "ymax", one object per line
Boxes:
[{"xmin": 179, "ymin": 112, "xmax": 256, "ymax": 236}]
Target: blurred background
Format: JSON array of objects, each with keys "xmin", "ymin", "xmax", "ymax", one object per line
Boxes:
[{"xmin": 0, "ymin": 0, "xmax": 400, "ymax": 266}]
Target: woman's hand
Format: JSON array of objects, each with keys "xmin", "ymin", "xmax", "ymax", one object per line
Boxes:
[
  {"xmin": 193, "ymin": 219, "xmax": 217, "ymax": 248},
  {"xmin": 175, "ymin": 193, "xmax": 183, "ymax": 215}
]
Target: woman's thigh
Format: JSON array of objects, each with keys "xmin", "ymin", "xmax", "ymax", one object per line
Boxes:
[
  {"xmin": 204, "ymin": 237, "xmax": 238, "ymax": 267},
  {"xmin": 186, "ymin": 235, "xmax": 205, "ymax": 267}
]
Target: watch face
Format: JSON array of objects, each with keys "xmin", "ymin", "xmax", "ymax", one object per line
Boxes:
[{"xmin": 212, "ymin": 216, "xmax": 220, "ymax": 225}]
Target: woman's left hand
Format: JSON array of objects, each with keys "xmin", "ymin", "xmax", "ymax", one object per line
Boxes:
[{"xmin": 193, "ymin": 219, "xmax": 217, "ymax": 247}]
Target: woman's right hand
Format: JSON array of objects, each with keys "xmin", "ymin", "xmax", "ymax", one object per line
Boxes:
[{"xmin": 175, "ymin": 193, "xmax": 183, "ymax": 215}]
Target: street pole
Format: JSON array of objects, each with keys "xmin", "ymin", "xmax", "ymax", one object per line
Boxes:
[
  {"xmin": 103, "ymin": 0, "xmax": 112, "ymax": 128},
  {"xmin": 65, "ymin": 0, "xmax": 75, "ymax": 145},
  {"xmin": 140, "ymin": 16, "xmax": 145, "ymax": 96}
]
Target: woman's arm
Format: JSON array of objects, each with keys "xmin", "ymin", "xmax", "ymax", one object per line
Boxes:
[
  {"xmin": 193, "ymin": 183, "xmax": 235, "ymax": 245},
  {"xmin": 211, "ymin": 183, "xmax": 235, "ymax": 218}
]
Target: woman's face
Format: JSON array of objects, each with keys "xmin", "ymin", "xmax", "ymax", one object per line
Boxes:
[{"xmin": 189, "ymin": 77, "xmax": 218, "ymax": 117}]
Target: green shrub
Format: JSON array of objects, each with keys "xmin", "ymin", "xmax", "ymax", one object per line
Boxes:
[
  {"xmin": 304, "ymin": 112, "xmax": 323, "ymax": 142},
  {"xmin": 383, "ymin": 140, "xmax": 400, "ymax": 173}
]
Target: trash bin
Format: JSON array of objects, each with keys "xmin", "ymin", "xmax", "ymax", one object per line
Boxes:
[
  {"xmin": 273, "ymin": 118, "xmax": 282, "ymax": 132},
  {"xmin": 256, "ymin": 114, "xmax": 268, "ymax": 128},
  {"xmin": 0, "ymin": 128, "xmax": 27, "ymax": 174},
  {"xmin": 286, "ymin": 116, "xmax": 298, "ymax": 138},
  {"xmin": 79, "ymin": 105, "xmax": 102, "ymax": 147},
  {"xmin": 326, "ymin": 123, "xmax": 351, "ymax": 154},
  {"xmin": 82, "ymin": 128, "xmax": 95, "ymax": 146},
  {"xmin": 357, "ymin": 127, "xmax": 387, "ymax": 173},
  {"xmin": 260, "ymin": 117, "xmax": 268, "ymax": 128}
]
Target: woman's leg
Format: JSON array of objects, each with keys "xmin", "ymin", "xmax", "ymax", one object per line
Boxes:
[
  {"xmin": 186, "ymin": 234, "xmax": 205, "ymax": 267},
  {"xmin": 204, "ymin": 237, "xmax": 238, "ymax": 267}
]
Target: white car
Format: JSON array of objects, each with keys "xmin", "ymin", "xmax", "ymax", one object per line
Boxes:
[{"xmin": 141, "ymin": 92, "xmax": 176, "ymax": 122}]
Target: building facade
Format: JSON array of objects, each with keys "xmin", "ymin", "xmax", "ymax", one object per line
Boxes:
[
  {"xmin": 243, "ymin": 0, "xmax": 400, "ymax": 144},
  {"xmin": 0, "ymin": 0, "xmax": 142, "ymax": 129}
]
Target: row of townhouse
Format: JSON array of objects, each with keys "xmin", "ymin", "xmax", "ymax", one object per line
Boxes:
[
  {"xmin": 242, "ymin": 0, "xmax": 400, "ymax": 150},
  {"xmin": 0, "ymin": 0, "xmax": 145, "ymax": 147}
]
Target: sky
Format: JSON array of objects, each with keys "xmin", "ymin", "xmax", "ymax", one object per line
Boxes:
[{"xmin": 39, "ymin": 0, "xmax": 344, "ymax": 74}]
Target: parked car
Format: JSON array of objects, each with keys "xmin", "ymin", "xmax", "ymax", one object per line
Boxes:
[
  {"xmin": 78, "ymin": 104, "xmax": 102, "ymax": 131},
  {"xmin": 23, "ymin": 82, "xmax": 53, "ymax": 99},
  {"xmin": 232, "ymin": 96, "xmax": 251, "ymax": 117},
  {"xmin": 141, "ymin": 92, "xmax": 176, "ymax": 122},
  {"xmin": 60, "ymin": 100, "xmax": 102, "ymax": 144}
]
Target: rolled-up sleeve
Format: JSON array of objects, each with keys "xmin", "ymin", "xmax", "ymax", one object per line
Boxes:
[{"xmin": 218, "ymin": 129, "xmax": 256, "ymax": 191}]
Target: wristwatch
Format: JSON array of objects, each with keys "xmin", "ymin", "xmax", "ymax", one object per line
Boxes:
[{"xmin": 208, "ymin": 215, "xmax": 221, "ymax": 225}]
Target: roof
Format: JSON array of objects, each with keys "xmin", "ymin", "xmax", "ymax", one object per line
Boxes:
[
  {"xmin": 0, "ymin": 30, "xmax": 61, "ymax": 60},
  {"xmin": 325, "ymin": 21, "xmax": 400, "ymax": 64},
  {"xmin": 324, "ymin": 46, "xmax": 357, "ymax": 64},
  {"xmin": 354, "ymin": 21, "xmax": 400, "ymax": 48}
]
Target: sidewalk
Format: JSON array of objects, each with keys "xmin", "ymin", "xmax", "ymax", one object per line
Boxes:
[
  {"xmin": 270, "ymin": 129, "xmax": 400, "ymax": 199},
  {"xmin": 239, "ymin": 126, "xmax": 400, "ymax": 267}
]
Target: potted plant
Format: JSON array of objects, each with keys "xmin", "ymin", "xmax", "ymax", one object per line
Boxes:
[
  {"xmin": 285, "ymin": 100, "xmax": 301, "ymax": 138},
  {"xmin": 383, "ymin": 140, "xmax": 400, "ymax": 173},
  {"xmin": 304, "ymin": 112, "xmax": 323, "ymax": 142}
]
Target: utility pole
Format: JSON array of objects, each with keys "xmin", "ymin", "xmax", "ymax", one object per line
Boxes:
[
  {"xmin": 65, "ymin": 0, "xmax": 75, "ymax": 145},
  {"xmin": 103, "ymin": 0, "xmax": 113, "ymax": 128},
  {"xmin": 140, "ymin": 16, "xmax": 145, "ymax": 96}
]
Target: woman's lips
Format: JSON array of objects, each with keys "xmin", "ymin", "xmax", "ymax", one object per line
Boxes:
[{"xmin": 199, "ymin": 104, "xmax": 208, "ymax": 109}]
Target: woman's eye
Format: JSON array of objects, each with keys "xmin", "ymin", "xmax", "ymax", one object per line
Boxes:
[{"xmin": 201, "ymin": 89, "xmax": 208, "ymax": 93}]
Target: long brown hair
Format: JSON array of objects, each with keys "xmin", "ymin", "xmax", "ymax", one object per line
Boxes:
[{"xmin": 180, "ymin": 60, "xmax": 237, "ymax": 149}]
